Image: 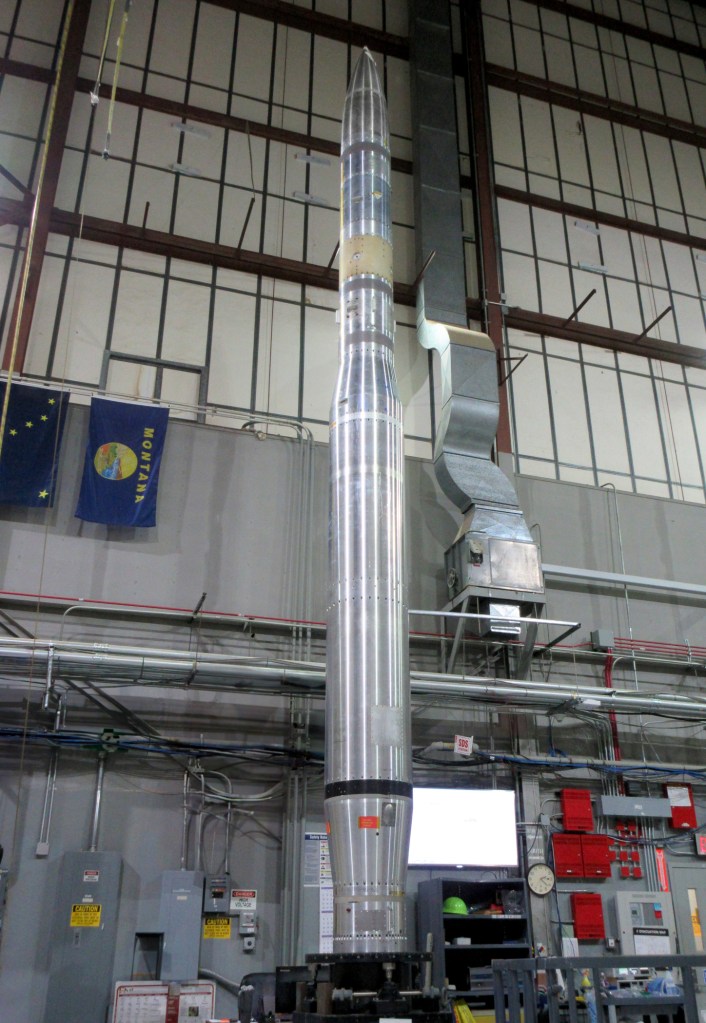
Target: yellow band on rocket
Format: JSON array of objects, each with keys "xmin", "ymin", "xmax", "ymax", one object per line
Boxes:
[{"xmin": 340, "ymin": 235, "xmax": 393, "ymax": 284}]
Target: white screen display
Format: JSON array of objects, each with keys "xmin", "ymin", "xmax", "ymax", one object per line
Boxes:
[{"xmin": 408, "ymin": 787, "xmax": 518, "ymax": 867}]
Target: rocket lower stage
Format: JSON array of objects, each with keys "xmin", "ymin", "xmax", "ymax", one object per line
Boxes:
[{"xmin": 324, "ymin": 49, "xmax": 412, "ymax": 954}]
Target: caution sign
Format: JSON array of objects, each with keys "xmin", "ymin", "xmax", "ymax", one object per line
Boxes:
[
  {"xmin": 70, "ymin": 903, "xmax": 102, "ymax": 927},
  {"xmin": 230, "ymin": 889, "xmax": 257, "ymax": 912},
  {"xmin": 203, "ymin": 916, "xmax": 232, "ymax": 940},
  {"xmin": 358, "ymin": 816, "xmax": 380, "ymax": 830}
]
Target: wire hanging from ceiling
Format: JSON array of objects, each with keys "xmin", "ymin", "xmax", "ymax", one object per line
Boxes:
[
  {"xmin": 103, "ymin": 0, "xmax": 133, "ymax": 158},
  {"xmin": 90, "ymin": 0, "xmax": 118, "ymax": 105}
]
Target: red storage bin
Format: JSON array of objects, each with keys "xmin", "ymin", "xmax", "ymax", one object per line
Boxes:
[
  {"xmin": 571, "ymin": 893, "xmax": 605, "ymax": 940},
  {"xmin": 581, "ymin": 835, "xmax": 612, "ymax": 878},
  {"xmin": 553, "ymin": 834, "xmax": 584, "ymax": 877},
  {"xmin": 561, "ymin": 788, "xmax": 594, "ymax": 831}
]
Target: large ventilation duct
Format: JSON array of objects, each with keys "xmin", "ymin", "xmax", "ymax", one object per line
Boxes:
[{"xmin": 410, "ymin": 0, "xmax": 543, "ymax": 637}]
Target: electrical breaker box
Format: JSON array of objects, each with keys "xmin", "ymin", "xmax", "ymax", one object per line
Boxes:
[
  {"xmin": 158, "ymin": 870, "xmax": 205, "ymax": 981},
  {"xmin": 665, "ymin": 784, "xmax": 697, "ymax": 830},
  {"xmin": 43, "ymin": 850, "xmax": 123, "ymax": 1023},
  {"xmin": 581, "ymin": 835, "xmax": 613, "ymax": 878},
  {"xmin": 571, "ymin": 893, "xmax": 605, "ymax": 941},
  {"xmin": 204, "ymin": 875, "xmax": 231, "ymax": 915},
  {"xmin": 561, "ymin": 788, "xmax": 594, "ymax": 832},
  {"xmin": 553, "ymin": 834, "xmax": 584, "ymax": 877}
]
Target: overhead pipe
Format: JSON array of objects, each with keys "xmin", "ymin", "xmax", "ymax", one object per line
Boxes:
[
  {"xmin": 4, "ymin": 581, "xmax": 706, "ymax": 640},
  {"xmin": 413, "ymin": 673, "xmax": 706, "ymax": 716},
  {"xmin": 2, "ymin": 638, "xmax": 706, "ymax": 718},
  {"xmin": 542, "ymin": 563, "xmax": 706, "ymax": 599}
]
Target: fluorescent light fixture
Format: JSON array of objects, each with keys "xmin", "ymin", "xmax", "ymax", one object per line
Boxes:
[
  {"xmin": 577, "ymin": 262, "xmax": 609, "ymax": 274},
  {"xmin": 292, "ymin": 191, "xmax": 333, "ymax": 208},
  {"xmin": 170, "ymin": 163, "xmax": 203, "ymax": 177},
  {"xmin": 171, "ymin": 121, "xmax": 211, "ymax": 139},
  {"xmin": 294, "ymin": 152, "xmax": 331, "ymax": 166},
  {"xmin": 408, "ymin": 787, "xmax": 518, "ymax": 868},
  {"xmin": 573, "ymin": 219, "xmax": 600, "ymax": 235}
]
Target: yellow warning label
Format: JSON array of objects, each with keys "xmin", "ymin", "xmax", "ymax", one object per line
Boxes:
[
  {"xmin": 70, "ymin": 904, "xmax": 102, "ymax": 927},
  {"xmin": 203, "ymin": 916, "xmax": 232, "ymax": 940}
]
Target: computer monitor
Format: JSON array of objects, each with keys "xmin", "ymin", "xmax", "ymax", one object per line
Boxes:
[{"xmin": 408, "ymin": 787, "xmax": 518, "ymax": 868}]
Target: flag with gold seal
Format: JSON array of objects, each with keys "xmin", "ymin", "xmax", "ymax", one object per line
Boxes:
[
  {"xmin": 0, "ymin": 381, "xmax": 69, "ymax": 507},
  {"xmin": 75, "ymin": 398, "xmax": 169, "ymax": 527}
]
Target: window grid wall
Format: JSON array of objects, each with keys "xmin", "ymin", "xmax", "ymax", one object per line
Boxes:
[
  {"xmin": 507, "ymin": 327, "xmax": 706, "ymax": 502},
  {"xmin": 482, "ymin": 0, "xmax": 706, "ymax": 502},
  {"xmin": 2, "ymin": 0, "xmax": 706, "ymax": 488},
  {"xmin": 483, "ymin": 0, "xmax": 706, "ymax": 123},
  {"xmin": 489, "ymin": 86, "xmax": 706, "ymax": 240},
  {"xmin": 0, "ymin": 0, "xmax": 432, "ymax": 457}
]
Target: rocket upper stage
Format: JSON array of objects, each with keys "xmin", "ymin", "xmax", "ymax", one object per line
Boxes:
[
  {"xmin": 324, "ymin": 49, "xmax": 412, "ymax": 954},
  {"xmin": 340, "ymin": 50, "xmax": 393, "ymax": 288}
]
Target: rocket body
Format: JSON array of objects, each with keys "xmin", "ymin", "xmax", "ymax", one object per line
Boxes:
[{"xmin": 324, "ymin": 50, "xmax": 412, "ymax": 954}]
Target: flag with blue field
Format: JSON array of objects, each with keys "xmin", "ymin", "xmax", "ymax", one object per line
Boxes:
[
  {"xmin": 75, "ymin": 398, "xmax": 169, "ymax": 527},
  {"xmin": 0, "ymin": 381, "xmax": 69, "ymax": 507}
]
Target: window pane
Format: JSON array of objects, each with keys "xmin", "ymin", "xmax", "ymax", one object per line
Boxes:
[
  {"xmin": 585, "ymin": 364, "xmax": 630, "ymax": 473},
  {"xmin": 548, "ymin": 357, "xmax": 592, "ymax": 466},
  {"xmin": 508, "ymin": 348, "xmax": 554, "ymax": 460},
  {"xmin": 622, "ymin": 373, "xmax": 667, "ymax": 481},
  {"xmin": 657, "ymin": 380, "xmax": 703, "ymax": 489}
]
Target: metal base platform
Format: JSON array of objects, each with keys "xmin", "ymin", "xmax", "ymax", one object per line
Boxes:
[
  {"xmin": 294, "ymin": 1011, "xmax": 451, "ymax": 1023},
  {"xmin": 292, "ymin": 951, "xmax": 451, "ymax": 1023}
]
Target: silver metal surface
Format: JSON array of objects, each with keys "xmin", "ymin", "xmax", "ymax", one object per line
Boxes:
[
  {"xmin": 542, "ymin": 563, "xmax": 706, "ymax": 597},
  {"xmin": 4, "ymin": 637, "xmax": 706, "ymax": 716},
  {"xmin": 409, "ymin": 1, "xmax": 544, "ymax": 626},
  {"xmin": 88, "ymin": 752, "xmax": 106, "ymax": 853},
  {"xmin": 324, "ymin": 49, "xmax": 412, "ymax": 954}
]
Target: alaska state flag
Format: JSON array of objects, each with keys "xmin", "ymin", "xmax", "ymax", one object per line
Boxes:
[
  {"xmin": 75, "ymin": 398, "xmax": 169, "ymax": 527},
  {"xmin": 0, "ymin": 381, "xmax": 69, "ymax": 507}
]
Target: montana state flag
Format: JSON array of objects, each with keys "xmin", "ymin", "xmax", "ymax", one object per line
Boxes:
[
  {"xmin": 0, "ymin": 381, "xmax": 69, "ymax": 507},
  {"xmin": 75, "ymin": 398, "xmax": 169, "ymax": 527}
]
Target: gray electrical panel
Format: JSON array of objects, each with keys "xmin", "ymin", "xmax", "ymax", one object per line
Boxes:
[
  {"xmin": 43, "ymin": 850, "xmax": 123, "ymax": 1023},
  {"xmin": 601, "ymin": 795, "xmax": 673, "ymax": 818},
  {"xmin": 615, "ymin": 891, "xmax": 677, "ymax": 955},
  {"xmin": 158, "ymin": 870, "xmax": 205, "ymax": 981}
]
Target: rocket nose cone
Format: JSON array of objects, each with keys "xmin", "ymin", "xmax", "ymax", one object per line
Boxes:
[
  {"xmin": 348, "ymin": 47, "xmax": 383, "ymax": 98},
  {"xmin": 342, "ymin": 48, "xmax": 389, "ymax": 148}
]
